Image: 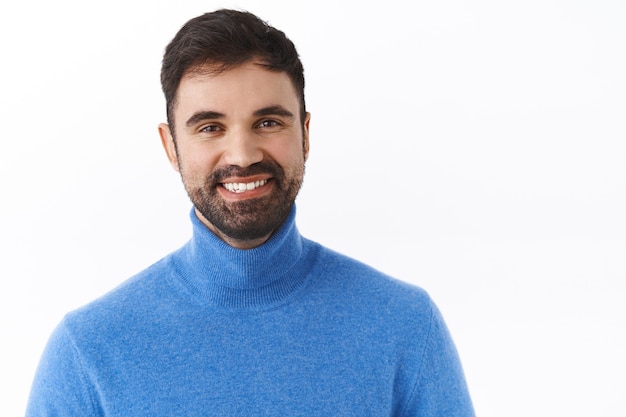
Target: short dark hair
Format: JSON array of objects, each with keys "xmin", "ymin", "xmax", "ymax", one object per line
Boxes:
[{"xmin": 160, "ymin": 9, "xmax": 306, "ymax": 130}]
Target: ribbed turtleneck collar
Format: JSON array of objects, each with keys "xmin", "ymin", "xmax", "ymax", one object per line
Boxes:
[{"xmin": 170, "ymin": 205, "xmax": 313, "ymax": 310}]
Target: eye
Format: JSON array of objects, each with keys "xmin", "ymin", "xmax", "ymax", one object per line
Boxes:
[
  {"xmin": 200, "ymin": 124, "xmax": 222, "ymax": 133},
  {"xmin": 257, "ymin": 119, "xmax": 281, "ymax": 129}
]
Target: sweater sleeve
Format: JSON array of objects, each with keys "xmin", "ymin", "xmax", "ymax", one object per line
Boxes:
[
  {"xmin": 400, "ymin": 300, "xmax": 475, "ymax": 417},
  {"xmin": 26, "ymin": 320, "xmax": 103, "ymax": 417}
]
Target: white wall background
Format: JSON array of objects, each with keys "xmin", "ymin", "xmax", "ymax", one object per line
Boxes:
[{"xmin": 1, "ymin": 0, "xmax": 624, "ymax": 415}]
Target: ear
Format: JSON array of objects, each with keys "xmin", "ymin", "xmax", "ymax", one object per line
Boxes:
[
  {"xmin": 302, "ymin": 112, "xmax": 311, "ymax": 161},
  {"xmin": 158, "ymin": 123, "xmax": 180, "ymax": 172}
]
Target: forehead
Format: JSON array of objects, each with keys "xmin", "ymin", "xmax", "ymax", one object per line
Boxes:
[{"xmin": 175, "ymin": 62, "xmax": 299, "ymax": 114}]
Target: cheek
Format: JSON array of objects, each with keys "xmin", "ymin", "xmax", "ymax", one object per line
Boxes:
[
  {"xmin": 178, "ymin": 153, "xmax": 216, "ymax": 183},
  {"xmin": 272, "ymin": 141, "xmax": 306, "ymax": 167},
  {"xmin": 180, "ymin": 143, "xmax": 220, "ymax": 168}
]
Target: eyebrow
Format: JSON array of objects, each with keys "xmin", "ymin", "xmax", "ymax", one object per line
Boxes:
[
  {"xmin": 185, "ymin": 111, "xmax": 225, "ymax": 128},
  {"xmin": 185, "ymin": 106, "xmax": 295, "ymax": 128},
  {"xmin": 253, "ymin": 105, "xmax": 295, "ymax": 119}
]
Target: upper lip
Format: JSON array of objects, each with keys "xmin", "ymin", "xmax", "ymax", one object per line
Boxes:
[{"xmin": 220, "ymin": 174, "xmax": 272, "ymax": 184}]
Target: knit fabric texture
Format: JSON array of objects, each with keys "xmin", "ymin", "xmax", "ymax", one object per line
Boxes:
[{"xmin": 26, "ymin": 207, "xmax": 475, "ymax": 416}]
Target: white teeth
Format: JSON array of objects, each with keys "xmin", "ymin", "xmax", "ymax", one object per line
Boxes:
[{"xmin": 223, "ymin": 179, "xmax": 268, "ymax": 193}]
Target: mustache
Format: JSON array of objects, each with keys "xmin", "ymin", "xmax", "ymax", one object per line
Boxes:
[{"xmin": 209, "ymin": 161, "xmax": 283, "ymax": 183}]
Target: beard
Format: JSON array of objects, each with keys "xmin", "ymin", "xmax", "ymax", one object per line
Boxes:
[{"xmin": 183, "ymin": 160, "xmax": 304, "ymax": 242}]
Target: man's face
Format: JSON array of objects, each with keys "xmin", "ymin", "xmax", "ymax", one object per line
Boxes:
[{"xmin": 159, "ymin": 61, "xmax": 310, "ymax": 249}]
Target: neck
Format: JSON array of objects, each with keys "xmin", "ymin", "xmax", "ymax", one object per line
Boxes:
[{"xmin": 170, "ymin": 205, "xmax": 314, "ymax": 309}]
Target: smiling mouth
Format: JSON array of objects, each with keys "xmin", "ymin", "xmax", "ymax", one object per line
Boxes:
[{"xmin": 221, "ymin": 179, "xmax": 268, "ymax": 193}]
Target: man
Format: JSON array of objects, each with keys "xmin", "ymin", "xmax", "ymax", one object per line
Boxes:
[{"xmin": 26, "ymin": 9, "xmax": 474, "ymax": 416}]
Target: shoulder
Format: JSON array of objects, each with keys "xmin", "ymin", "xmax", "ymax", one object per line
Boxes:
[
  {"xmin": 62, "ymin": 253, "xmax": 178, "ymax": 337},
  {"xmin": 306, "ymin": 240, "xmax": 435, "ymax": 319}
]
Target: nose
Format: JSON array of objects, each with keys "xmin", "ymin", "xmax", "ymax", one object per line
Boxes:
[{"xmin": 222, "ymin": 128, "xmax": 264, "ymax": 168}]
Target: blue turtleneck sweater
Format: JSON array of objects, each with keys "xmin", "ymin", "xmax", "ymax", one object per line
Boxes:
[{"xmin": 26, "ymin": 207, "xmax": 474, "ymax": 416}]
